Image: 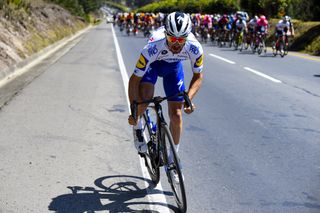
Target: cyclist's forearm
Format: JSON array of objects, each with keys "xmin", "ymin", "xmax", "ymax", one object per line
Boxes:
[
  {"xmin": 187, "ymin": 72, "xmax": 203, "ymax": 100},
  {"xmin": 128, "ymin": 74, "xmax": 141, "ymax": 104}
]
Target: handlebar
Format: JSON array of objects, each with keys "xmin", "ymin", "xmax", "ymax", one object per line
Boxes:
[{"xmin": 130, "ymin": 91, "xmax": 193, "ymax": 120}]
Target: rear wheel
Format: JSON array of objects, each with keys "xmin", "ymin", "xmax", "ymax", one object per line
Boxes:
[
  {"xmin": 141, "ymin": 112, "xmax": 160, "ymax": 185},
  {"xmin": 161, "ymin": 124, "xmax": 187, "ymax": 213},
  {"xmin": 280, "ymin": 42, "xmax": 285, "ymax": 58}
]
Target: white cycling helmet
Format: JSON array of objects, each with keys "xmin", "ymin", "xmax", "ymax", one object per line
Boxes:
[
  {"xmin": 165, "ymin": 12, "xmax": 192, "ymax": 37},
  {"xmin": 283, "ymin": 15, "xmax": 290, "ymax": 22}
]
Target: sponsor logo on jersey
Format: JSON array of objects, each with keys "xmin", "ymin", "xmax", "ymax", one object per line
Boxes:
[
  {"xmin": 177, "ymin": 54, "xmax": 188, "ymax": 59},
  {"xmin": 177, "ymin": 79, "xmax": 184, "ymax": 90},
  {"xmin": 194, "ymin": 54, "xmax": 203, "ymax": 68},
  {"xmin": 189, "ymin": 44, "xmax": 199, "ymax": 55},
  {"xmin": 148, "ymin": 45, "xmax": 158, "ymax": 57},
  {"xmin": 161, "ymin": 50, "xmax": 168, "ymax": 55},
  {"xmin": 135, "ymin": 54, "xmax": 148, "ymax": 71}
]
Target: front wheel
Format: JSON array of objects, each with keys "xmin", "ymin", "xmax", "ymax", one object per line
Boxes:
[
  {"xmin": 280, "ymin": 43, "xmax": 285, "ymax": 58},
  {"xmin": 161, "ymin": 124, "xmax": 187, "ymax": 213},
  {"xmin": 257, "ymin": 42, "xmax": 263, "ymax": 55}
]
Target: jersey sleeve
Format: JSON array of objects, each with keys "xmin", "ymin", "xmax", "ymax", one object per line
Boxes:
[
  {"xmin": 133, "ymin": 44, "xmax": 156, "ymax": 77},
  {"xmin": 187, "ymin": 41, "xmax": 204, "ymax": 73},
  {"xmin": 133, "ymin": 31, "xmax": 164, "ymax": 77}
]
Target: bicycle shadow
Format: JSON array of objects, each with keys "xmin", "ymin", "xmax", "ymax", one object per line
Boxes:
[{"xmin": 48, "ymin": 175, "xmax": 178, "ymax": 213}]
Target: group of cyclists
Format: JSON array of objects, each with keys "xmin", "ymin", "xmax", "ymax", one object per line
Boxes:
[
  {"xmin": 113, "ymin": 12, "xmax": 165, "ymax": 37},
  {"xmin": 112, "ymin": 11, "xmax": 295, "ymax": 56}
]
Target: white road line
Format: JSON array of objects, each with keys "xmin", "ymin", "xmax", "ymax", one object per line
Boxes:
[
  {"xmin": 111, "ymin": 24, "xmax": 170, "ymax": 213},
  {"xmin": 243, "ymin": 67, "xmax": 282, "ymax": 83},
  {"xmin": 209, "ymin": 53, "xmax": 236, "ymax": 64}
]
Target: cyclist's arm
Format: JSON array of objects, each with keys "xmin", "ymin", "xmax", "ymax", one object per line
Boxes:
[
  {"xmin": 128, "ymin": 74, "xmax": 142, "ymax": 105},
  {"xmin": 188, "ymin": 42, "xmax": 204, "ymax": 100},
  {"xmin": 129, "ymin": 52, "xmax": 150, "ymax": 103},
  {"xmin": 290, "ymin": 22, "xmax": 295, "ymax": 36},
  {"xmin": 187, "ymin": 72, "xmax": 203, "ymax": 100}
]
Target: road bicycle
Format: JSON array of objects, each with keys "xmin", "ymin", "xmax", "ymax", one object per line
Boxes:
[
  {"xmin": 131, "ymin": 91, "xmax": 192, "ymax": 213},
  {"xmin": 234, "ymin": 30, "xmax": 244, "ymax": 51},
  {"xmin": 272, "ymin": 32, "xmax": 289, "ymax": 57},
  {"xmin": 256, "ymin": 31, "xmax": 267, "ymax": 55}
]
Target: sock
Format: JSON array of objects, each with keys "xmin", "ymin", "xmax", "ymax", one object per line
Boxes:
[{"xmin": 175, "ymin": 144, "xmax": 180, "ymax": 153}]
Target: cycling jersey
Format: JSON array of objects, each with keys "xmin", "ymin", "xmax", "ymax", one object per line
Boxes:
[
  {"xmin": 276, "ymin": 20, "xmax": 293, "ymax": 35},
  {"xmin": 257, "ymin": 19, "xmax": 268, "ymax": 32},
  {"xmin": 133, "ymin": 26, "xmax": 204, "ymax": 77},
  {"xmin": 236, "ymin": 19, "xmax": 246, "ymax": 31},
  {"xmin": 248, "ymin": 19, "xmax": 258, "ymax": 32},
  {"xmin": 134, "ymin": 26, "xmax": 203, "ymax": 101}
]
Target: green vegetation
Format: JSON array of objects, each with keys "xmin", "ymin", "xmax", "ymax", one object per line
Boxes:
[
  {"xmin": 105, "ymin": 1, "xmax": 129, "ymax": 12},
  {"xmin": 53, "ymin": 0, "xmax": 104, "ymax": 14},
  {"xmin": 134, "ymin": 0, "xmax": 320, "ymax": 21},
  {"xmin": 24, "ymin": 21, "xmax": 85, "ymax": 55},
  {"xmin": 136, "ymin": 0, "xmax": 239, "ymax": 13},
  {"xmin": 306, "ymin": 36, "xmax": 320, "ymax": 55},
  {"xmin": 0, "ymin": 0, "xmax": 106, "ymax": 19},
  {"xmin": 240, "ymin": 0, "xmax": 319, "ymax": 21}
]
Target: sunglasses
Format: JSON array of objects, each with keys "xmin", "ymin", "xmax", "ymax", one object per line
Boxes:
[{"xmin": 166, "ymin": 35, "xmax": 186, "ymax": 44}]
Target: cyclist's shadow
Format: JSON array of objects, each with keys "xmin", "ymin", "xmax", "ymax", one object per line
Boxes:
[{"xmin": 48, "ymin": 175, "xmax": 177, "ymax": 213}]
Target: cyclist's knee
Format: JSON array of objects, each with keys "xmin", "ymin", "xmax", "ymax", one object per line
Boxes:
[{"xmin": 169, "ymin": 111, "xmax": 182, "ymax": 125}]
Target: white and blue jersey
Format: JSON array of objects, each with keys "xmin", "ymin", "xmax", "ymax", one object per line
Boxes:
[{"xmin": 134, "ymin": 27, "xmax": 204, "ymax": 101}]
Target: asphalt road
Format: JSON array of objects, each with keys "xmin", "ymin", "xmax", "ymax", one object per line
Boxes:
[{"xmin": 0, "ymin": 23, "xmax": 319, "ymax": 212}]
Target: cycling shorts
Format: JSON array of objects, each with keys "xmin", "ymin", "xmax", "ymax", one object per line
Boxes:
[{"xmin": 141, "ymin": 60, "xmax": 185, "ymax": 102}]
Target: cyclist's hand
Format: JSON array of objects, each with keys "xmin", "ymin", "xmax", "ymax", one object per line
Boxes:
[
  {"xmin": 184, "ymin": 103, "xmax": 195, "ymax": 114},
  {"xmin": 128, "ymin": 115, "xmax": 137, "ymax": 125}
]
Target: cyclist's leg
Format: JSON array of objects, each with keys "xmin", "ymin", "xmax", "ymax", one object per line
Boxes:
[
  {"xmin": 139, "ymin": 65, "xmax": 157, "ymax": 116},
  {"xmin": 168, "ymin": 101, "xmax": 184, "ymax": 146},
  {"xmin": 162, "ymin": 62, "xmax": 185, "ymax": 146},
  {"xmin": 133, "ymin": 65, "xmax": 157, "ymax": 153}
]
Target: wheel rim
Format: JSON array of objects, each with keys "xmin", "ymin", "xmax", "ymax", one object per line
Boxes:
[{"xmin": 162, "ymin": 126, "xmax": 187, "ymax": 212}]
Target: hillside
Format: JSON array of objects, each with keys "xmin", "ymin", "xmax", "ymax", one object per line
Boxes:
[{"xmin": 0, "ymin": 1, "xmax": 87, "ymax": 73}]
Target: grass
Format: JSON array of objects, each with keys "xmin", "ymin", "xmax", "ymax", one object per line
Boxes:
[{"xmin": 23, "ymin": 21, "xmax": 86, "ymax": 56}]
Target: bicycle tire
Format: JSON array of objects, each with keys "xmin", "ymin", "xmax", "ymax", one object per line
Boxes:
[
  {"xmin": 141, "ymin": 113, "xmax": 160, "ymax": 185},
  {"xmin": 251, "ymin": 42, "xmax": 256, "ymax": 54},
  {"xmin": 161, "ymin": 124, "xmax": 187, "ymax": 213},
  {"xmin": 257, "ymin": 42, "xmax": 262, "ymax": 55},
  {"xmin": 280, "ymin": 43, "xmax": 285, "ymax": 57},
  {"xmin": 284, "ymin": 44, "xmax": 289, "ymax": 55}
]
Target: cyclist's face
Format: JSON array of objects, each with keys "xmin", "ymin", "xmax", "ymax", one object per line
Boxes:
[{"xmin": 166, "ymin": 35, "xmax": 186, "ymax": 54}]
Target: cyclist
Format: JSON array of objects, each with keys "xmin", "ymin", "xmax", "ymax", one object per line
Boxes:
[
  {"xmin": 234, "ymin": 14, "xmax": 247, "ymax": 49},
  {"xmin": 218, "ymin": 14, "xmax": 230, "ymax": 44},
  {"xmin": 247, "ymin": 16, "xmax": 258, "ymax": 48},
  {"xmin": 273, "ymin": 15, "xmax": 295, "ymax": 49},
  {"xmin": 128, "ymin": 12, "xmax": 204, "ymax": 161}
]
